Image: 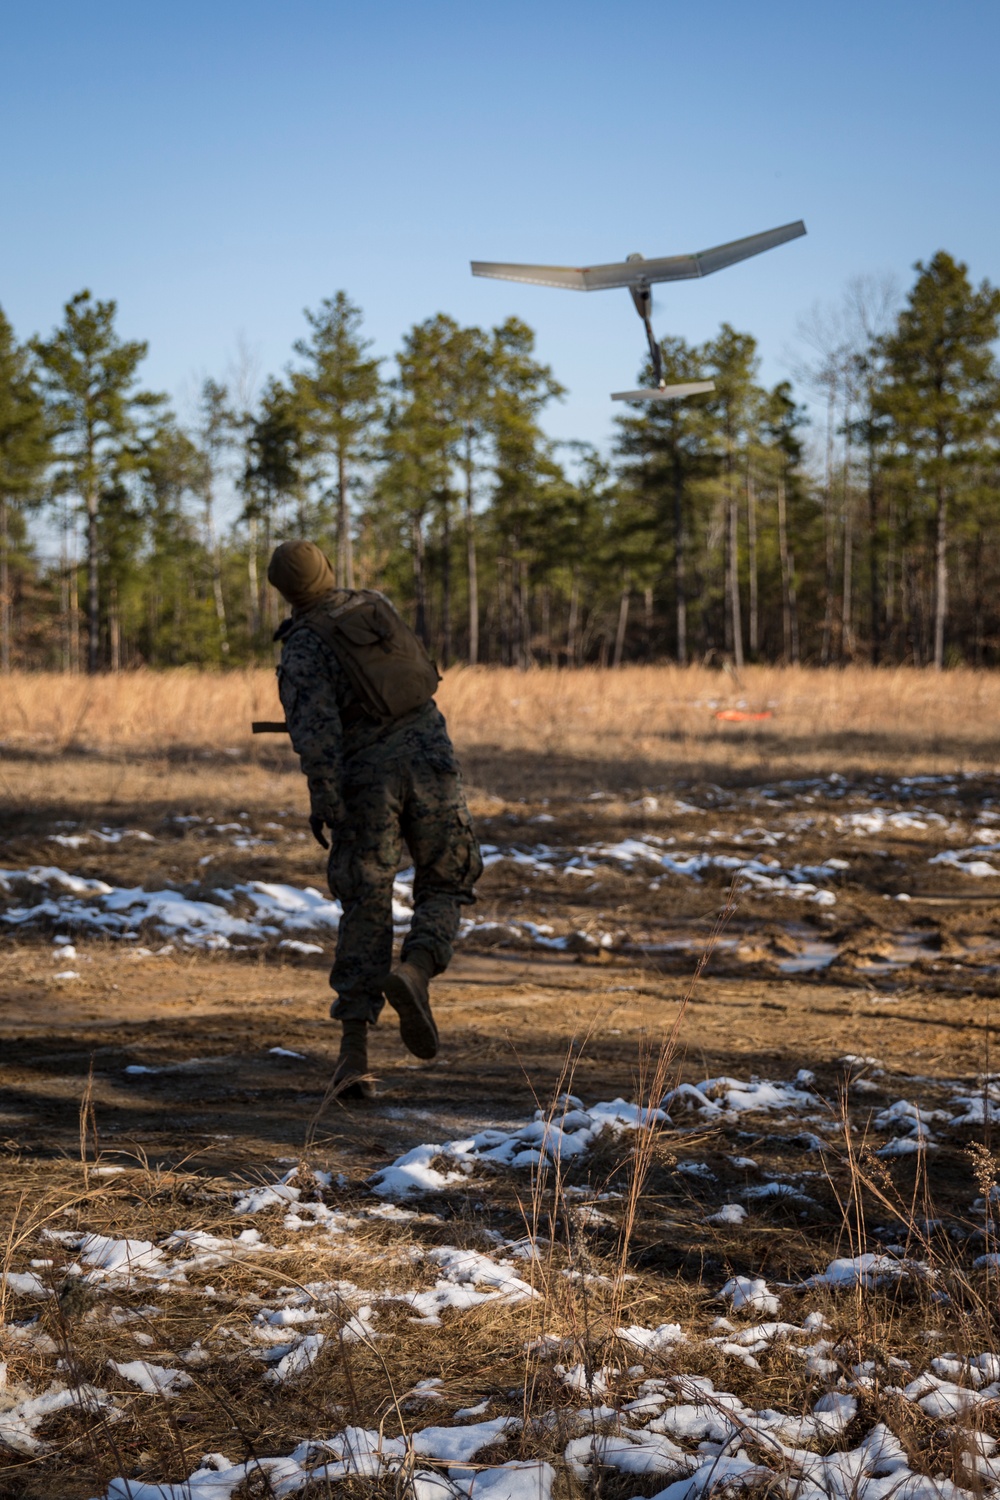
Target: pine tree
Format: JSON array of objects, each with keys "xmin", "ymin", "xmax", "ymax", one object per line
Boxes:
[
  {"xmin": 240, "ymin": 378, "xmax": 306, "ymax": 638},
  {"xmin": 762, "ymin": 382, "xmax": 808, "ymax": 662},
  {"xmin": 194, "ymin": 378, "xmax": 236, "ymax": 657},
  {"xmin": 137, "ymin": 420, "xmax": 212, "ymax": 664},
  {"xmin": 379, "ymin": 317, "xmax": 461, "ymax": 646},
  {"xmin": 293, "ymin": 293, "xmax": 382, "ymax": 588},
  {"xmin": 450, "ymin": 325, "xmax": 492, "ymax": 664},
  {"xmin": 35, "ymin": 291, "xmax": 163, "ymax": 672},
  {"xmin": 0, "ymin": 308, "xmax": 49, "ymax": 671},
  {"xmin": 488, "ymin": 318, "xmax": 564, "ymax": 666},
  {"xmin": 702, "ymin": 327, "xmax": 764, "ymax": 667},
  {"xmin": 615, "ymin": 336, "xmax": 711, "ymax": 664},
  {"xmin": 875, "ymin": 253, "xmax": 1000, "ymax": 668}
]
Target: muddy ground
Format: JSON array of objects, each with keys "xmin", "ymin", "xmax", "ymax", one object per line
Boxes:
[{"xmin": 1, "ymin": 745, "xmax": 997, "ymax": 1170}]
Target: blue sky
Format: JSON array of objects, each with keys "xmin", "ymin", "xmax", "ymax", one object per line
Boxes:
[{"xmin": 3, "ymin": 0, "xmax": 997, "ymax": 474}]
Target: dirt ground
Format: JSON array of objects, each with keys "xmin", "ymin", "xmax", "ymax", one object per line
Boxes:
[
  {"xmin": 2, "ymin": 739, "xmax": 998, "ymax": 1169},
  {"xmin": 2, "ymin": 714, "xmax": 1000, "ymax": 1496}
]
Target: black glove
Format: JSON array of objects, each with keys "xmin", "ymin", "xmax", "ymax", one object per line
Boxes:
[{"xmin": 308, "ymin": 815, "xmax": 330, "ymax": 850}]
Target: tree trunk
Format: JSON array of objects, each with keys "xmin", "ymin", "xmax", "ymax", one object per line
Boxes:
[
  {"xmin": 61, "ymin": 564, "xmax": 70, "ymax": 673},
  {"xmin": 441, "ymin": 498, "xmax": 452, "ymax": 669},
  {"xmin": 777, "ymin": 478, "xmax": 799, "ymax": 664},
  {"xmin": 211, "ymin": 556, "xmax": 228, "ymax": 657},
  {"xmin": 972, "ymin": 530, "xmax": 984, "ymax": 667},
  {"xmin": 643, "ymin": 585, "xmax": 653, "ymax": 659},
  {"xmin": 86, "ymin": 479, "xmax": 100, "ymax": 674},
  {"xmin": 842, "ymin": 481, "xmax": 854, "ymax": 660},
  {"xmin": 517, "ymin": 558, "xmax": 531, "ymax": 669},
  {"xmin": 933, "ymin": 476, "xmax": 947, "ymax": 670},
  {"xmin": 867, "ymin": 441, "xmax": 881, "ymax": 665},
  {"xmin": 820, "ymin": 383, "xmax": 835, "ymax": 667},
  {"xmin": 0, "ymin": 495, "xmax": 10, "ymax": 675},
  {"xmin": 71, "ymin": 557, "xmax": 81, "ymax": 673},
  {"xmin": 464, "ymin": 441, "xmax": 479, "ymax": 665},
  {"xmin": 746, "ymin": 465, "xmax": 758, "ymax": 658},
  {"xmin": 567, "ymin": 570, "xmax": 579, "ymax": 666},
  {"xmin": 109, "ymin": 578, "xmax": 121, "ymax": 673},
  {"xmin": 263, "ymin": 507, "xmax": 278, "ymax": 636},
  {"xmin": 204, "ymin": 494, "xmax": 229, "ymax": 657},
  {"xmin": 541, "ymin": 585, "xmax": 551, "ymax": 663},
  {"xmin": 613, "ymin": 576, "xmax": 630, "ymax": 668},
  {"xmin": 673, "ymin": 457, "xmax": 687, "ymax": 666},
  {"xmin": 725, "ymin": 438, "xmax": 744, "ymax": 670},
  {"xmin": 885, "ymin": 495, "xmax": 897, "ymax": 654},
  {"xmin": 497, "ymin": 561, "xmax": 510, "ymax": 666},
  {"xmin": 247, "ymin": 516, "xmax": 261, "ymax": 641},
  {"xmin": 337, "ymin": 446, "xmax": 355, "ymax": 590},
  {"xmin": 839, "ymin": 400, "xmax": 854, "ymax": 660},
  {"xmin": 412, "ymin": 513, "xmax": 428, "ymax": 643}
]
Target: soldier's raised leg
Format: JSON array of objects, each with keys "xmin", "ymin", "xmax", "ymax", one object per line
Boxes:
[{"xmin": 381, "ymin": 754, "xmax": 484, "ymax": 1055}]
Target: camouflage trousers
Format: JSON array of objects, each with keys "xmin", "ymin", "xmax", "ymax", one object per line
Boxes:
[{"xmin": 326, "ymin": 707, "xmax": 483, "ymax": 1024}]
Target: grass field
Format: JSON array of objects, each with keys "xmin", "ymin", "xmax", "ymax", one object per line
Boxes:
[
  {"xmin": 1, "ymin": 667, "xmax": 999, "ymax": 1499},
  {"xmin": 2, "ymin": 662, "xmax": 999, "ymax": 768}
]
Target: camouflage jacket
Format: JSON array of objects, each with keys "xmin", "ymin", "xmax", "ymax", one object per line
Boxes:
[{"xmin": 275, "ymin": 612, "xmax": 434, "ymax": 823}]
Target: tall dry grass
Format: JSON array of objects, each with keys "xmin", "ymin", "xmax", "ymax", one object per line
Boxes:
[{"xmin": 1, "ymin": 664, "xmax": 998, "ymax": 773}]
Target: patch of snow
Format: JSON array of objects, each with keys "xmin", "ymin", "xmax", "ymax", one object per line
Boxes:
[
  {"xmin": 79, "ymin": 1235, "xmax": 164, "ymax": 1279},
  {"xmin": 107, "ymin": 1359, "xmax": 193, "ymax": 1397},
  {"xmin": 263, "ymin": 1333, "xmax": 326, "ymax": 1383},
  {"xmin": 805, "ymin": 1253, "xmax": 934, "ymax": 1289},
  {"xmin": 616, "ymin": 1323, "xmax": 687, "ymax": 1353},
  {"xmin": 0, "ymin": 1381, "xmax": 113, "ymax": 1455},
  {"xmin": 718, "ymin": 1276, "xmax": 780, "ymax": 1315},
  {"xmin": 706, "ymin": 1204, "xmax": 748, "ymax": 1226}
]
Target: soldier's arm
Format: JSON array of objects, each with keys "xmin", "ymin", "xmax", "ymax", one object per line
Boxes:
[{"xmin": 277, "ymin": 630, "xmax": 346, "ymax": 824}]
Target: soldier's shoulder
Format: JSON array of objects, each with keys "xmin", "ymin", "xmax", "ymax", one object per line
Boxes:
[{"xmin": 278, "ymin": 620, "xmax": 334, "ymax": 672}]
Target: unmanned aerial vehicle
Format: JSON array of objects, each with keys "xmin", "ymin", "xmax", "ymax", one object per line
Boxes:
[{"xmin": 472, "ymin": 220, "xmax": 807, "ymax": 401}]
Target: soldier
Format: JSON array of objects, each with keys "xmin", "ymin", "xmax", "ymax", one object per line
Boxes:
[{"xmin": 267, "ymin": 540, "xmax": 483, "ymax": 1100}]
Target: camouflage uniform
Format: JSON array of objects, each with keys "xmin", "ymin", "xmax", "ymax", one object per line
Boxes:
[{"xmin": 276, "ymin": 610, "xmax": 483, "ymax": 1023}]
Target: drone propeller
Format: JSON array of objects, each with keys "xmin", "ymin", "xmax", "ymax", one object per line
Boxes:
[{"xmin": 611, "ymin": 381, "xmax": 716, "ymax": 403}]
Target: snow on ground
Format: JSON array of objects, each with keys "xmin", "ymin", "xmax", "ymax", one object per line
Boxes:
[
  {"xmin": 1, "ymin": 1066, "xmax": 997, "ymax": 1498},
  {"xmin": 0, "ymin": 832, "xmax": 848, "ymax": 954},
  {"xmin": 0, "ymin": 866, "xmax": 413, "ymax": 950},
  {"xmin": 481, "ymin": 839, "xmax": 846, "ymax": 905},
  {"xmin": 8, "ymin": 771, "xmax": 1000, "ymax": 956}
]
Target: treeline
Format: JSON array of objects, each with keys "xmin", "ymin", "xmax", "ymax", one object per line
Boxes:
[{"xmin": 1, "ymin": 251, "xmax": 998, "ymax": 672}]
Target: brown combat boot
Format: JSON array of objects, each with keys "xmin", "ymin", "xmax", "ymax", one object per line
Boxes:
[
  {"xmin": 381, "ymin": 950, "xmax": 439, "ymax": 1060},
  {"xmin": 331, "ymin": 1020, "xmax": 375, "ymax": 1101}
]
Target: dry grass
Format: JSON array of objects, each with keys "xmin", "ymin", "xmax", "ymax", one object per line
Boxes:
[
  {"xmin": 2, "ymin": 665, "xmax": 998, "ymax": 813},
  {"xmin": 0, "ymin": 663, "xmax": 997, "ymax": 767},
  {"xmin": 2, "ymin": 1077, "xmax": 998, "ymax": 1499}
]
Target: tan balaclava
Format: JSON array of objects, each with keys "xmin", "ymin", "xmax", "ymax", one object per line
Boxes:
[{"xmin": 267, "ymin": 540, "xmax": 336, "ymax": 609}]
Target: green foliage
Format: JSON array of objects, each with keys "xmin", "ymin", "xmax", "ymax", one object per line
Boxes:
[
  {"xmin": 293, "ymin": 292, "xmax": 382, "ymax": 585},
  {"xmin": 0, "ymin": 306, "xmax": 50, "ymax": 669},
  {"xmin": 0, "ymin": 306, "xmax": 49, "ymax": 510},
  {"xmin": 5, "ymin": 251, "xmax": 1000, "ymax": 670},
  {"xmin": 35, "ymin": 290, "xmax": 164, "ymax": 671}
]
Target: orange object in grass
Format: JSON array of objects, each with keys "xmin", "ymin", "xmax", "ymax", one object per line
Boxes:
[{"xmin": 714, "ymin": 708, "xmax": 774, "ymax": 722}]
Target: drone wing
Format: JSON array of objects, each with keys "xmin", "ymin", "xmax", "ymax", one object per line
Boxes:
[
  {"xmin": 641, "ymin": 220, "xmax": 807, "ymax": 283},
  {"xmin": 471, "ymin": 221, "xmax": 806, "ymax": 292},
  {"xmin": 470, "ymin": 261, "xmax": 590, "ymax": 290}
]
